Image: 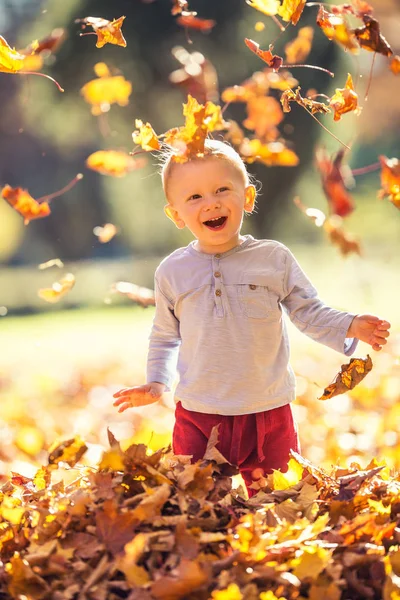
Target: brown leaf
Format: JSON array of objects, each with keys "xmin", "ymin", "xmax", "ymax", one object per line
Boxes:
[
  {"xmin": 353, "ymin": 15, "xmax": 393, "ymax": 56},
  {"xmin": 319, "ymin": 355, "xmax": 373, "ymax": 400},
  {"xmin": 96, "ymin": 499, "xmax": 138, "ymax": 555}
]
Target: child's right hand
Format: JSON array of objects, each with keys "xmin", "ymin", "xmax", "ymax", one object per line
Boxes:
[{"xmin": 112, "ymin": 382, "xmax": 165, "ymax": 412}]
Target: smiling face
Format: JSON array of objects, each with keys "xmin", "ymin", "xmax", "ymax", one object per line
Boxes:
[{"xmin": 164, "ymin": 156, "xmax": 255, "ymax": 254}]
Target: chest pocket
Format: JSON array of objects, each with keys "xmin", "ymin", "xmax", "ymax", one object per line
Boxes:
[{"xmin": 238, "ymin": 272, "xmax": 275, "ymax": 319}]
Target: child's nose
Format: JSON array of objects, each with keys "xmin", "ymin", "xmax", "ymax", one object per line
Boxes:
[{"xmin": 203, "ymin": 194, "xmax": 221, "ymax": 210}]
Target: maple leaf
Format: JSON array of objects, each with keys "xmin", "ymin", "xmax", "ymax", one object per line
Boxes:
[
  {"xmin": 240, "ymin": 138, "xmax": 299, "ymax": 167},
  {"xmin": 81, "ymin": 63, "xmax": 132, "ymax": 116},
  {"xmin": 285, "ymin": 26, "xmax": 314, "ymax": 64},
  {"xmin": 245, "ymin": 38, "xmax": 283, "ymax": 71},
  {"xmin": 93, "ymin": 223, "xmax": 118, "ymax": 243},
  {"xmin": 329, "ymin": 73, "xmax": 360, "ymax": 121},
  {"xmin": 38, "ymin": 273, "xmax": 76, "ymax": 304},
  {"xmin": 353, "ymin": 15, "xmax": 393, "ymax": 56},
  {"xmin": 278, "ymin": 0, "xmax": 306, "ymax": 26},
  {"xmin": 132, "ymin": 119, "xmax": 161, "ymax": 151},
  {"xmin": 281, "ymin": 87, "xmax": 331, "ymax": 115},
  {"xmin": 319, "ymin": 355, "xmax": 373, "ymax": 400},
  {"xmin": 86, "ymin": 150, "xmax": 146, "ymax": 176},
  {"xmin": 76, "ymin": 16, "xmax": 127, "ymax": 48},
  {"xmin": 315, "ymin": 147, "xmax": 355, "ymax": 217},
  {"xmin": 378, "ymin": 156, "xmax": 400, "ymax": 208},
  {"xmin": 176, "ymin": 15, "xmax": 216, "ymax": 32},
  {"xmin": 316, "ymin": 6, "xmax": 359, "ymax": 53},
  {"xmin": 2, "ymin": 185, "xmax": 50, "ymax": 225},
  {"xmin": 246, "ymin": 0, "xmax": 280, "ymax": 16}
]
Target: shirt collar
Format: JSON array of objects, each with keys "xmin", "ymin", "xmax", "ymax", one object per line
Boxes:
[{"xmin": 187, "ymin": 234, "xmax": 254, "ymax": 259}]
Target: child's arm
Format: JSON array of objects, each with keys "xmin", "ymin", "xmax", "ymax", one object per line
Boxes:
[
  {"xmin": 281, "ymin": 246, "xmax": 390, "ymax": 355},
  {"xmin": 346, "ymin": 314, "xmax": 390, "ymax": 351},
  {"xmin": 113, "ymin": 274, "xmax": 180, "ymax": 412}
]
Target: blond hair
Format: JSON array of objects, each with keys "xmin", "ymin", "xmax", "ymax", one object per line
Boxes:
[{"xmin": 160, "ymin": 139, "xmax": 254, "ymax": 201}]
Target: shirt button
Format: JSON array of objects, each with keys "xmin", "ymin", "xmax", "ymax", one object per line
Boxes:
[
  {"xmin": 249, "ymin": 284, "xmax": 257, "ymax": 290},
  {"xmin": 215, "ymin": 289, "xmax": 222, "ymax": 297},
  {"xmin": 215, "ymin": 253, "xmax": 221, "ymax": 259},
  {"xmin": 214, "ymin": 271, "xmax": 221, "ymax": 278}
]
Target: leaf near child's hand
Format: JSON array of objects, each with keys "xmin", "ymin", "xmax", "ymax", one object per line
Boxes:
[{"xmin": 318, "ymin": 355, "xmax": 373, "ymax": 400}]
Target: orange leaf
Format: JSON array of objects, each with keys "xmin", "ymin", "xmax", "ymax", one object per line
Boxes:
[
  {"xmin": 86, "ymin": 150, "xmax": 146, "ymax": 176},
  {"xmin": 38, "ymin": 273, "xmax": 76, "ymax": 303},
  {"xmin": 176, "ymin": 15, "xmax": 216, "ymax": 32},
  {"xmin": 245, "ymin": 38, "xmax": 283, "ymax": 71},
  {"xmin": 329, "ymin": 73, "xmax": 360, "ymax": 121},
  {"xmin": 390, "ymin": 55, "xmax": 400, "ymax": 75},
  {"xmin": 246, "ymin": 0, "xmax": 280, "ymax": 17},
  {"xmin": 77, "ymin": 16, "xmax": 127, "ymax": 48},
  {"xmin": 243, "ymin": 96, "xmax": 284, "ymax": 140},
  {"xmin": 316, "ymin": 6, "xmax": 359, "ymax": 53},
  {"xmin": 171, "ymin": 0, "xmax": 192, "ymax": 16},
  {"xmin": 318, "ymin": 355, "xmax": 373, "ymax": 400},
  {"xmin": 22, "ymin": 28, "xmax": 66, "ymax": 56},
  {"xmin": 132, "ymin": 120, "xmax": 161, "ymax": 152},
  {"xmin": 284, "ymin": 26, "xmax": 314, "ymax": 64},
  {"xmin": 1, "ymin": 185, "xmax": 50, "ymax": 225},
  {"xmin": 315, "ymin": 147, "xmax": 355, "ymax": 217},
  {"xmin": 96, "ymin": 498, "xmax": 138, "ymax": 555},
  {"xmin": 240, "ymin": 138, "xmax": 299, "ymax": 167},
  {"xmin": 81, "ymin": 62, "xmax": 132, "ymax": 116},
  {"xmin": 278, "ymin": 0, "xmax": 306, "ymax": 25},
  {"xmin": 353, "ymin": 15, "xmax": 392, "ymax": 56},
  {"xmin": 378, "ymin": 156, "xmax": 400, "ymax": 208},
  {"xmin": 323, "ymin": 217, "xmax": 362, "ymax": 257}
]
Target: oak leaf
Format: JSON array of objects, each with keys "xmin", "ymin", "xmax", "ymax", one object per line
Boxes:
[
  {"xmin": 86, "ymin": 149, "xmax": 146, "ymax": 176},
  {"xmin": 329, "ymin": 73, "xmax": 360, "ymax": 121},
  {"xmin": 278, "ymin": 0, "xmax": 306, "ymax": 25},
  {"xmin": 246, "ymin": 0, "xmax": 280, "ymax": 16},
  {"xmin": 245, "ymin": 38, "xmax": 283, "ymax": 71},
  {"xmin": 285, "ymin": 26, "xmax": 314, "ymax": 64},
  {"xmin": 38, "ymin": 273, "xmax": 76, "ymax": 304},
  {"xmin": 318, "ymin": 355, "xmax": 373, "ymax": 400},
  {"xmin": 81, "ymin": 63, "xmax": 132, "ymax": 116},
  {"xmin": 1, "ymin": 185, "xmax": 50, "ymax": 225},
  {"xmin": 378, "ymin": 156, "xmax": 400, "ymax": 208},
  {"xmin": 316, "ymin": 6, "xmax": 359, "ymax": 53},
  {"xmin": 76, "ymin": 16, "xmax": 127, "ymax": 48},
  {"xmin": 353, "ymin": 15, "xmax": 393, "ymax": 56}
]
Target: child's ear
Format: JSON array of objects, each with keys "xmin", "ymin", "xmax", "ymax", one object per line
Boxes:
[
  {"xmin": 164, "ymin": 204, "xmax": 186, "ymax": 229},
  {"xmin": 244, "ymin": 185, "xmax": 256, "ymax": 213}
]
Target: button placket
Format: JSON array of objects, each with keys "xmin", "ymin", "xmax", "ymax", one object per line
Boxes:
[{"xmin": 213, "ymin": 256, "xmax": 224, "ymax": 316}]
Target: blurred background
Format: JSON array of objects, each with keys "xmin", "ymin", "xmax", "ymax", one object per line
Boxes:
[{"xmin": 0, "ymin": 0, "xmax": 399, "ymax": 484}]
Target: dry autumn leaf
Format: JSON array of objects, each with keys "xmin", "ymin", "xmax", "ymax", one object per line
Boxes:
[
  {"xmin": 171, "ymin": 0, "xmax": 194, "ymax": 17},
  {"xmin": 315, "ymin": 147, "xmax": 355, "ymax": 217},
  {"xmin": 284, "ymin": 26, "xmax": 314, "ymax": 64},
  {"xmin": 38, "ymin": 258, "xmax": 64, "ymax": 270},
  {"xmin": 316, "ymin": 6, "xmax": 359, "ymax": 53},
  {"xmin": 278, "ymin": 0, "xmax": 306, "ymax": 26},
  {"xmin": 323, "ymin": 216, "xmax": 362, "ymax": 257},
  {"xmin": 176, "ymin": 14, "xmax": 216, "ymax": 32},
  {"xmin": 329, "ymin": 73, "xmax": 360, "ymax": 121},
  {"xmin": 169, "ymin": 46, "xmax": 219, "ymax": 103},
  {"xmin": 38, "ymin": 273, "xmax": 76, "ymax": 303},
  {"xmin": 1, "ymin": 185, "xmax": 50, "ymax": 225},
  {"xmin": 390, "ymin": 55, "xmax": 400, "ymax": 75},
  {"xmin": 319, "ymin": 355, "xmax": 373, "ymax": 400},
  {"xmin": 352, "ymin": 15, "xmax": 393, "ymax": 56},
  {"xmin": 243, "ymin": 96, "xmax": 284, "ymax": 140},
  {"xmin": 378, "ymin": 156, "xmax": 400, "ymax": 208},
  {"xmin": 86, "ymin": 150, "xmax": 146, "ymax": 176},
  {"xmin": 245, "ymin": 38, "xmax": 283, "ymax": 71},
  {"xmin": 93, "ymin": 223, "xmax": 118, "ymax": 243},
  {"xmin": 76, "ymin": 16, "xmax": 127, "ymax": 48},
  {"xmin": 110, "ymin": 282, "xmax": 156, "ymax": 308},
  {"xmin": 132, "ymin": 120, "xmax": 161, "ymax": 152},
  {"xmin": 81, "ymin": 62, "xmax": 132, "ymax": 116},
  {"xmin": 240, "ymin": 138, "xmax": 299, "ymax": 167},
  {"xmin": 246, "ymin": 0, "xmax": 280, "ymax": 16},
  {"xmin": 281, "ymin": 87, "xmax": 331, "ymax": 115}
]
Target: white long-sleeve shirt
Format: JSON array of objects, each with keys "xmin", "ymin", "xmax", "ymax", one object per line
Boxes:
[{"xmin": 147, "ymin": 235, "xmax": 358, "ymax": 415}]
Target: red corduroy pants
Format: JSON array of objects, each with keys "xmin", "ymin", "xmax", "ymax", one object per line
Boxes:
[{"xmin": 172, "ymin": 401, "xmax": 300, "ymax": 497}]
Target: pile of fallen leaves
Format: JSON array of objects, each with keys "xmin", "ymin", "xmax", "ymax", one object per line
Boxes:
[{"xmin": 1, "ymin": 427, "xmax": 400, "ymax": 600}]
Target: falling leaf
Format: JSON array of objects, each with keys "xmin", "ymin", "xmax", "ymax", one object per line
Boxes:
[
  {"xmin": 378, "ymin": 156, "xmax": 400, "ymax": 208},
  {"xmin": 316, "ymin": 6, "xmax": 359, "ymax": 53},
  {"xmin": 324, "ymin": 217, "xmax": 361, "ymax": 257},
  {"xmin": 353, "ymin": 15, "xmax": 393, "ymax": 56},
  {"xmin": 86, "ymin": 150, "xmax": 146, "ymax": 176},
  {"xmin": 38, "ymin": 258, "xmax": 64, "ymax": 270},
  {"xmin": 176, "ymin": 15, "xmax": 216, "ymax": 32},
  {"xmin": 47, "ymin": 436, "xmax": 88, "ymax": 467},
  {"xmin": 278, "ymin": 0, "xmax": 306, "ymax": 25},
  {"xmin": 246, "ymin": 0, "xmax": 280, "ymax": 16},
  {"xmin": 285, "ymin": 26, "xmax": 314, "ymax": 64},
  {"xmin": 22, "ymin": 28, "xmax": 66, "ymax": 56},
  {"xmin": 93, "ymin": 223, "xmax": 118, "ymax": 243},
  {"xmin": 171, "ymin": 0, "xmax": 194, "ymax": 16},
  {"xmin": 245, "ymin": 38, "xmax": 283, "ymax": 71},
  {"xmin": 240, "ymin": 138, "xmax": 299, "ymax": 167},
  {"xmin": 76, "ymin": 16, "xmax": 127, "ymax": 48},
  {"xmin": 132, "ymin": 120, "xmax": 161, "ymax": 152},
  {"xmin": 319, "ymin": 355, "xmax": 373, "ymax": 400},
  {"xmin": 243, "ymin": 96, "xmax": 284, "ymax": 140},
  {"xmin": 272, "ymin": 458, "xmax": 304, "ymax": 490},
  {"xmin": 1, "ymin": 185, "xmax": 50, "ymax": 225},
  {"xmin": 281, "ymin": 87, "xmax": 331, "ymax": 115},
  {"xmin": 0, "ymin": 35, "xmax": 33, "ymax": 73},
  {"xmin": 81, "ymin": 62, "xmax": 132, "ymax": 116},
  {"xmin": 38, "ymin": 273, "xmax": 76, "ymax": 303},
  {"xmin": 390, "ymin": 55, "xmax": 400, "ymax": 75},
  {"xmin": 110, "ymin": 282, "xmax": 155, "ymax": 307},
  {"xmin": 315, "ymin": 147, "xmax": 355, "ymax": 217},
  {"xmin": 329, "ymin": 73, "xmax": 360, "ymax": 121},
  {"xmin": 169, "ymin": 46, "xmax": 219, "ymax": 103}
]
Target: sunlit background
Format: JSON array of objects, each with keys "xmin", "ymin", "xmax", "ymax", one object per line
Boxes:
[{"xmin": 0, "ymin": 0, "xmax": 399, "ymax": 483}]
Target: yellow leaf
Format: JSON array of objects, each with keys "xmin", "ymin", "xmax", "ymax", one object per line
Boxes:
[
  {"xmin": 272, "ymin": 458, "xmax": 304, "ymax": 490},
  {"xmin": 81, "ymin": 63, "xmax": 132, "ymax": 115},
  {"xmin": 38, "ymin": 273, "xmax": 75, "ymax": 304},
  {"xmin": 278, "ymin": 0, "xmax": 306, "ymax": 25},
  {"xmin": 211, "ymin": 583, "xmax": 243, "ymax": 599},
  {"xmin": 246, "ymin": 0, "xmax": 280, "ymax": 16},
  {"xmin": 132, "ymin": 120, "xmax": 160, "ymax": 151},
  {"xmin": 291, "ymin": 546, "xmax": 332, "ymax": 580},
  {"xmin": 14, "ymin": 426, "xmax": 45, "ymax": 456}
]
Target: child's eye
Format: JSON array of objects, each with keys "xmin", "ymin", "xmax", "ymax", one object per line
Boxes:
[
  {"xmin": 187, "ymin": 194, "xmax": 201, "ymax": 201},
  {"xmin": 216, "ymin": 187, "xmax": 229, "ymax": 193}
]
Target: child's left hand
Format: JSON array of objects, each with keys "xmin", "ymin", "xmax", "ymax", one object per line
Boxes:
[{"xmin": 347, "ymin": 314, "xmax": 391, "ymax": 351}]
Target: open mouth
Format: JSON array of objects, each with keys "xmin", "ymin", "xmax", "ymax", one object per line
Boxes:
[{"xmin": 203, "ymin": 216, "xmax": 227, "ymax": 230}]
